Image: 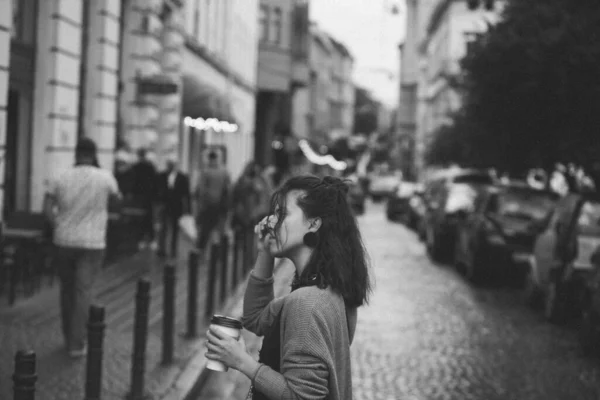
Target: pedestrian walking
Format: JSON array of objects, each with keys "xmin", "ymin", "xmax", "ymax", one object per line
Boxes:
[
  {"xmin": 130, "ymin": 148, "xmax": 159, "ymax": 250},
  {"xmin": 205, "ymin": 175, "xmax": 372, "ymax": 400},
  {"xmin": 194, "ymin": 150, "xmax": 231, "ymax": 252},
  {"xmin": 43, "ymin": 137, "xmax": 121, "ymax": 357},
  {"xmin": 232, "ymin": 162, "xmax": 267, "ymax": 229},
  {"xmin": 157, "ymin": 158, "xmax": 191, "ymax": 258}
]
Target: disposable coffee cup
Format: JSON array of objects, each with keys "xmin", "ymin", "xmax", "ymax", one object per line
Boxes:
[{"xmin": 207, "ymin": 315, "xmax": 243, "ymax": 372}]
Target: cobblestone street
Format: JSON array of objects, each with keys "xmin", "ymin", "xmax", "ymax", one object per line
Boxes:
[
  {"xmin": 197, "ymin": 201, "xmax": 600, "ymax": 400},
  {"xmin": 353, "ymin": 201, "xmax": 600, "ymax": 400}
]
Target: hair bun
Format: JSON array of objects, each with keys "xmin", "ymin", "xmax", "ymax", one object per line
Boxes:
[{"xmin": 321, "ymin": 176, "xmax": 349, "ymax": 195}]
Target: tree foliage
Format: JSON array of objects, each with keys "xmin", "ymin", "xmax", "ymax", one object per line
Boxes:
[{"xmin": 429, "ymin": 0, "xmax": 600, "ymax": 175}]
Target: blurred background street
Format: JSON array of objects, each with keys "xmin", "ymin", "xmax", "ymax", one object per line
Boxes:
[
  {"xmin": 2, "ymin": 0, "xmax": 600, "ymax": 398},
  {"xmin": 196, "ymin": 200, "xmax": 600, "ymax": 400}
]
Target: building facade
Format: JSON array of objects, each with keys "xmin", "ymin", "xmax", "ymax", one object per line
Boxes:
[
  {"xmin": 293, "ymin": 25, "xmax": 354, "ymax": 146},
  {"xmin": 0, "ymin": 0, "xmax": 258, "ymax": 218},
  {"xmin": 415, "ymin": 0, "xmax": 501, "ymax": 177},
  {"xmin": 396, "ymin": 0, "xmax": 438, "ymax": 180},
  {"xmin": 254, "ymin": 0, "xmax": 309, "ymax": 169},
  {"xmin": 0, "ymin": 0, "xmax": 127, "ymax": 215},
  {"xmin": 179, "ymin": 0, "xmax": 258, "ymax": 184}
]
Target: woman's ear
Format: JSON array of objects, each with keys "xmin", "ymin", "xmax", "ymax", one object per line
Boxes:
[{"xmin": 309, "ymin": 217, "xmax": 322, "ymax": 232}]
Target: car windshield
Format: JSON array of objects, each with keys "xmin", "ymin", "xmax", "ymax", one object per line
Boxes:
[
  {"xmin": 445, "ymin": 184, "xmax": 479, "ymax": 213},
  {"xmin": 495, "ymin": 189, "xmax": 557, "ymax": 221},
  {"xmin": 577, "ymin": 201, "xmax": 600, "ymax": 236}
]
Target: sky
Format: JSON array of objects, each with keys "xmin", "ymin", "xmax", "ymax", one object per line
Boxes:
[{"xmin": 309, "ymin": 0, "xmax": 407, "ymax": 108}]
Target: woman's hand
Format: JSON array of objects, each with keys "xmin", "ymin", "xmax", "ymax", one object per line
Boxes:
[
  {"xmin": 254, "ymin": 215, "xmax": 276, "ymax": 253},
  {"xmin": 205, "ymin": 327, "xmax": 260, "ymax": 377}
]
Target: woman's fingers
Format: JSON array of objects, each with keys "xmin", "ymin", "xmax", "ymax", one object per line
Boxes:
[{"xmin": 206, "ymin": 341, "xmax": 220, "ymax": 353}]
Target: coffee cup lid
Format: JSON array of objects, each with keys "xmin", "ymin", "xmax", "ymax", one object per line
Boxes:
[{"xmin": 211, "ymin": 315, "xmax": 243, "ymax": 330}]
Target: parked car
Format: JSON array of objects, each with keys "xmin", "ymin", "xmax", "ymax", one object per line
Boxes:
[
  {"xmin": 346, "ymin": 174, "xmax": 366, "ymax": 214},
  {"xmin": 368, "ymin": 172, "xmax": 401, "ymax": 202},
  {"xmin": 407, "ymin": 186, "xmax": 428, "ymax": 238},
  {"xmin": 423, "ymin": 182, "xmax": 486, "ymax": 262},
  {"xmin": 524, "ymin": 192, "xmax": 600, "ymax": 324},
  {"xmin": 386, "ymin": 181, "xmax": 420, "ymax": 222},
  {"xmin": 454, "ymin": 183, "xmax": 559, "ymax": 284},
  {"xmin": 579, "ymin": 246, "xmax": 600, "ymax": 356}
]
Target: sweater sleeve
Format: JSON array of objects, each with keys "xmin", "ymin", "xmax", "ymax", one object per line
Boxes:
[
  {"xmin": 242, "ymin": 272, "xmax": 285, "ymax": 336},
  {"xmin": 252, "ymin": 295, "xmax": 330, "ymax": 400}
]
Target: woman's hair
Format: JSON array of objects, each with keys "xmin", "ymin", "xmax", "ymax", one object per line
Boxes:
[{"xmin": 269, "ymin": 175, "xmax": 372, "ymax": 307}]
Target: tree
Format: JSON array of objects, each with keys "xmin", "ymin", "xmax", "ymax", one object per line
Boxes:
[{"xmin": 434, "ymin": 0, "xmax": 600, "ymax": 178}]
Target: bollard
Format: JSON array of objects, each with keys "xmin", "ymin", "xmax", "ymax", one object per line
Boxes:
[
  {"xmin": 162, "ymin": 264, "xmax": 176, "ymax": 365},
  {"xmin": 205, "ymin": 243, "xmax": 219, "ymax": 319},
  {"xmin": 242, "ymin": 229, "xmax": 250, "ymax": 275},
  {"xmin": 85, "ymin": 305, "xmax": 106, "ymax": 400},
  {"xmin": 232, "ymin": 230, "xmax": 240, "ymax": 289},
  {"xmin": 220, "ymin": 234, "xmax": 229, "ymax": 304},
  {"xmin": 186, "ymin": 250, "xmax": 200, "ymax": 338},
  {"xmin": 128, "ymin": 279, "xmax": 151, "ymax": 400},
  {"xmin": 13, "ymin": 350, "xmax": 36, "ymax": 400}
]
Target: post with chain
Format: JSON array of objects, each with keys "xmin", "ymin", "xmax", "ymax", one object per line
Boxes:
[
  {"xmin": 220, "ymin": 234, "xmax": 229, "ymax": 304},
  {"xmin": 205, "ymin": 243, "xmax": 219, "ymax": 319},
  {"xmin": 128, "ymin": 279, "xmax": 151, "ymax": 400},
  {"xmin": 186, "ymin": 250, "xmax": 200, "ymax": 338},
  {"xmin": 162, "ymin": 264, "xmax": 176, "ymax": 365},
  {"xmin": 13, "ymin": 350, "xmax": 37, "ymax": 400},
  {"xmin": 84, "ymin": 305, "xmax": 106, "ymax": 400}
]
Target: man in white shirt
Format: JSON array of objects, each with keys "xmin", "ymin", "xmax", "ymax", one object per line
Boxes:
[{"xmin": 44, "ymin": 137, "xmax": 121, "ymax": 357}]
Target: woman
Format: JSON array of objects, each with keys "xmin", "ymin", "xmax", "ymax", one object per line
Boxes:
[{"xmin": 206, "ymin": 175, "xmax": 372, "ymax": 399}]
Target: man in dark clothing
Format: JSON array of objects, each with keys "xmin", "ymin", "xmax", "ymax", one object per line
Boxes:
[
  {"xmin": 158, "ymin": 159, "xmax": 191, "ymax": 258},
  {"xmin": 194, "ymin": 151, "xmax": 231, "ymax": 251},
  {"xmin": 130, "ymin": 148, "xmax": 158, "ymax": 249}
]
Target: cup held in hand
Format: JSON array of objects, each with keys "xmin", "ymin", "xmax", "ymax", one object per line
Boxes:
[{"xmin": 206, "ymin": 315, "xmax": 243, "ymax": 372}]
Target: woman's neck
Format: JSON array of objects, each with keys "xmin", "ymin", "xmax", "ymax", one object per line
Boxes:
[{"xmin": 289, "ymin": 246, "xmax": 314, "ymax": 276}]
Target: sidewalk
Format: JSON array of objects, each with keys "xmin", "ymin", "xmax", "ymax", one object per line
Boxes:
[
  {"xmin": 190, "ymin": 259, "xmax": 296, "ymax": 400},
  {"xmin": 0, "ymin": 227, "xmax": 249, "ymax": 400}
]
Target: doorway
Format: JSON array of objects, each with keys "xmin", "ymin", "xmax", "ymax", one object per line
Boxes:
[{"xmin": 4, "ymin": 0, "xmax": 37, "ymax": 218}]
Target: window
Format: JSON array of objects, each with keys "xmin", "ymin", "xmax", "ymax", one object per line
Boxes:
[
  {"xmin": 11, "ymin": 0, "xmax": 36, "ymax": 44},
  {"xmin": 259, "ymin": 5, "xmax": 269, "ymax": 42},
  {"xmin": 11, "ymin": 0, "xmax": 22, "ymax": 39},
  {"xmin": 272, "ymin": 7, "xmax": 282, "ymax": 44}
]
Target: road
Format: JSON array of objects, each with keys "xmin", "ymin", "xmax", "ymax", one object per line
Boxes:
[{"xmin": 195, "ymin": 200, "xmax": 600, "ymax": 400}]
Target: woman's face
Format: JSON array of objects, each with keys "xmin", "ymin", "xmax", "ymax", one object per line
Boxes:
[{"xmin": 266, "ymin": 190, "xmax": 314, "ymax": 257}]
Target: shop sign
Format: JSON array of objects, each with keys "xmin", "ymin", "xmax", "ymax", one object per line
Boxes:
[{"xmin": 137, "ymin": 75, "xmax": 178, "ymax": 95}]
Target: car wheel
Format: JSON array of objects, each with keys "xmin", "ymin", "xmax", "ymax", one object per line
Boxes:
[
  {"xmin": 453, "ymin": 239, "xmax": 465, "ymax": 275},
  {"xmin": 523, "ymin": 267, "xmax": 543, "ymax": 309},
  {"xmin": 544, "ymin": 280, "xmax": 567, "ymax": 324},
  {"xmin": 466, "ymin": 246, "xmax": 486, "ymax": 284},
  {"xmin": 426, "ymin": 226, "xmax": 443, "ymax": 262},
  {"xmin": 579, "ymin": 300, "xmax": 600, "ymax": 357},
  {"xmin": 417, "ymin": 221, "xmax": 426, "ymax": 242}
]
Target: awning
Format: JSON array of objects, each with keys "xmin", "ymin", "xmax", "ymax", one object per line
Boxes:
[{"xmin": 181, "ymin": 74, "xmax": 236, "ymax": 122}]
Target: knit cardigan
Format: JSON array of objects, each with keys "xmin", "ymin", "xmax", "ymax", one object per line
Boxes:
[{"xmin": 242, "ymin": 272, "xmax": 357, "ymax": 400}]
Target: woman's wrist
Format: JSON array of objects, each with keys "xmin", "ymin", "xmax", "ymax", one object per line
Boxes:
[
  {"xmin": 239, "ymin": 354, "xmax": 261, "ymax": 381},
  {"xmin": 252, "ymin": 251, "xmax": 275, "ymax": 279}
]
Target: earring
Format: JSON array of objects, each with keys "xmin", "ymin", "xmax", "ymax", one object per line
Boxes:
[{"xmin": 303, "ymin": 231, "xmax": 319, "ymax": 248}]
